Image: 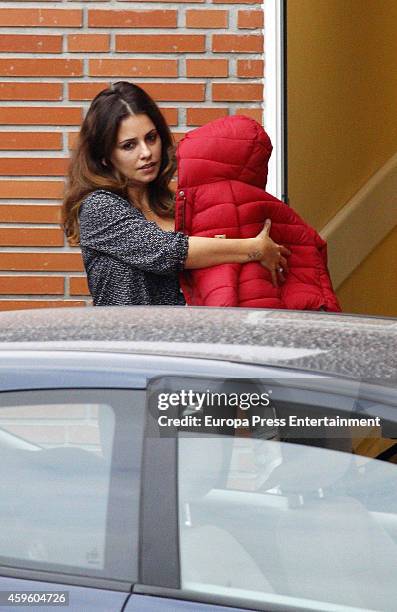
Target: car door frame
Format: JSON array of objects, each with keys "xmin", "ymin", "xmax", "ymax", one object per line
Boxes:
[{"xmin": 132, "ymin": 372, "xmax": 397, "ymax": 612}]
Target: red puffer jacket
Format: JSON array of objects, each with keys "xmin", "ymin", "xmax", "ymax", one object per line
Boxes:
[{"xmin": 175, "ymin": 115, "xmax": 341, "ymax": 311}]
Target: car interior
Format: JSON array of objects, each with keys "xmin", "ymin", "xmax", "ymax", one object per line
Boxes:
[
  {"xmin": 178, "ymin": 405, "xmax": 397, "ymax": 611},
  {"xmin": 0, "ymin": 444, "xmax": 109, "ymax": 570}
]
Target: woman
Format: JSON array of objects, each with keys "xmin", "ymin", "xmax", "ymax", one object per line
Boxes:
[{"xmin": 62, "ymin": 81, "xmax": 290, "ymax": 306}]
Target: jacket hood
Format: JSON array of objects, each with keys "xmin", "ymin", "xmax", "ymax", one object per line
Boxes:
[{"xmin": 177, "ymin": 115, "xmax": 273, "ymax": 190}]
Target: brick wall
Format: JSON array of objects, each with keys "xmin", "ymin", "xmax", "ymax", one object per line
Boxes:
[
  {"xmin": 0, "ymin": 0, "xmax": 264, "ymax": 311},
  {"xmin": 0, "ymin": 403, "xmax": 101, "ymax": 451}
]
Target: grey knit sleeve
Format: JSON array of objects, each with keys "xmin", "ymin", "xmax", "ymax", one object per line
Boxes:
[{"xmin": 79, "ymin": 190, "xmax": 189, "ymax": 276}]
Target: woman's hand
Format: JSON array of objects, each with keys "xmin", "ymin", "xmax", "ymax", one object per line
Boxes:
[
  {"xmin": 185, "ymin": 218, "xmax": 290, "ymax": 274},
  {"xmin": 252, "ymin": 219, "xmax": 291, "ymax": 287}
]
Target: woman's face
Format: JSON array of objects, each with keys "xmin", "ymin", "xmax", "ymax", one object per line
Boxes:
[{"xmin": 110, "ymin": 113, "xmax": 162, "ymax": 188}]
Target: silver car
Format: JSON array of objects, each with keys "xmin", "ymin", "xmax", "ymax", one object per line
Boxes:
[{"xmin": 0, "ymin": 306, "xmax": 396, "ymax": 612}]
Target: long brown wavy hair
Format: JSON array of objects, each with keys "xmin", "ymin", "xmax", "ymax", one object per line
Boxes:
[{"xmin": 62, "ymin": 81, "xmax": 176, "ymax": 246}]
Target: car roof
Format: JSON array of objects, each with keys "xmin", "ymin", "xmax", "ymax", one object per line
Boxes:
[{"xmin": 0, "ymin": 306, "xmax": 396, "ymax": 384}]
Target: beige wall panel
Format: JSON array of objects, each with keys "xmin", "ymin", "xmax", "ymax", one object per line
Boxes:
[
  {"xmin": 337, "ymin": 225, "xmax": 397, "ymax": 317},
  {"xmin": 287, "ymin": 0, "xmax": 397, "ymax": 229}
]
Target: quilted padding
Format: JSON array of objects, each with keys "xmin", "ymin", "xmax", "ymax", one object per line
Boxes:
[{"xmin": 175, "ymin": 116, "xmax": 341, "ymax": 311}]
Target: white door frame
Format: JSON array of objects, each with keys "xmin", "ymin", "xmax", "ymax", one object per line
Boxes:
[{"xmin": 263, "ymin": 0, "xmax": 286, "ymax": 201}]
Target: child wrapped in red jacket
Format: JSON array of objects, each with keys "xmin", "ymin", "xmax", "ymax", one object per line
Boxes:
[{"xmin": 175, "ymin": 115, "xmax": 341, "ymax": 311}]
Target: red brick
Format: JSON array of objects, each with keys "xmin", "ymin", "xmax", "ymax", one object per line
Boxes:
[
  {"xmin": 116, "ymin": 35, "xmax": 205, "ymax": 53},
  {"xmin": 68, "ymin": 82, "xmax": 198, "ymax": 107},
  {"xmin": 0, "ymin": 253, "xmax": 84, "ymax": 272},
  {"xmin": 68, "ymin": 132, "xmax": 79, "ymax": 151},
  {"xmin": 0, "ymin": 83, "xmax": 62, "ymax": 101},
  {"xmin": 143, "ymin": 83, "xmax": 205, "ymax": 101},
  {"xmin": 238, "ymin": 10, "xmax": 264, "ymax": 29},
  {"xmin": 0, "ymin": 181, "xmax": 64, "ymax": 200},
  {"xmin": 213, "ymin": 0, "xmax": 257, "ymax": 4},
  {"xmin": 0, "ymin": 133, "xmax": 62, "ymax": 151},
  {"xmin": 0, "ymin": 9, "xmax": 82, "ymax": 27},
  {"xmin": 237, "ymin": 59, "xmax": 264, "ymax": 78},
  {"xmin": 186, "ymin": 59, "xmax": 228, "ymax": 78},
  {"xmin": 0, "ymin": 35, "xmax": 62, "ymax": 54},
  {"xmin": 235, "ymin": 108, "xmax": 263, "ymax": 123},
  {"xmin": 0, "ymin": 205, "xmax": 61, "ymax": 223},
  {"xmin": 117, "ymin": 0, "xmax": 204, "ymax": 3},
  {"xmin": 213, "ymin": 83, "xmax": 263, "ymax": 102},
  {"xmin": 70, "ymin": 276, "xmax": 90, "ymax": 296},
  {"xmin": 68, "ymin": 82, "xmax": 109, "ymax": 101},
  {"xmin": 0, "ymin": 228, "xmax": 64, "ymax": 247},
  {"xmin": 161, "ymin": 108, "xmax": 178, "ymax": 126},
  {"xmin": 212, "ymin": 34, "xmax": 263, "ymax": 53},
  {"xmin": 0, "ymin": 276, "xmax": 64, "ymax": 295},
  {"xmin": 0, "ymin": 300, "xmax": 86, "ymax": 312},
  {"xmin": 186, "ymin": 10, "xmax": 228, "ymax": 28},
  {"xmin": 187, "ymin": 107, "xmax": 228, "ymax": 126},
  {"xmin": 88, "ymin": 9, "xmax": 177, "ymax": 28},
  {"xmin": 68, "ymin": 34, "xmax": 110, "ymax": 53},
  {"xmin": 171, "ymin": 132, "xmax": 186, "ymax": 144},
  {"xmin": 0, "ymin": 158, "xmax": 68, "ymax": 177},
  {"xmin": 0, "ymin": 107, "xmax": 82, "ymax": 126},
  {"xmin": 0, "ymin": 59, "xmax": 83, "ymax": 77},
  {"xmin": 89, "ymin": 59, "xmax": 177, "ymax": 78}
]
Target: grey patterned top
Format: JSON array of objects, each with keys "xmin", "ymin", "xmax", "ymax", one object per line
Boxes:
[{"xmin": 79, "ymin": 189, "xmax": 189, "ymax": 306}]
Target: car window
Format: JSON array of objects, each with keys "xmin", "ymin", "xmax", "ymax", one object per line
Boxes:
[
  {"xmin": 0, "ymin": 389, "xmax": 145, "ymax": 582},
  {"xmin": 168, "ymin": 377, "xmax": 397, "ymax": 611}
]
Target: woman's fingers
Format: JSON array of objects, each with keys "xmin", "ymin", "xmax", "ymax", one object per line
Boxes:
[
  {"xmin": 270, "ymin": 266, "xmax": 278, "ymax": 288},
  {"xmin": 254, "ymin": 220, "xmax": 291, "ymax": 287},
  {"xmin": 279, "ymin": 255, "xmax": 288, "ymax": 270},
  {"xmin": 276, "ymin": 245, "xmax": 291, "ymax": 275},
  {"xmin": 256, "ymin": 218, "xmax": 272, "ymax": 241},
  {"xmin": 279, "ymin": 245, "xmax": 292, "ymax": 257},
  {"xmin": 259, "ymin": 259, "xmax": 279, "ymax": 287},
  {"xmin": 263, "ymin": 218, "xmax": 271, "ymax": 235}
]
